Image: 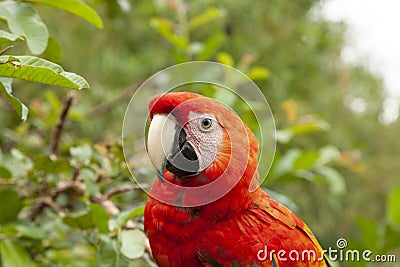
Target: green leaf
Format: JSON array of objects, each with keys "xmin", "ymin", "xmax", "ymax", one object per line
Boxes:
[
  {"xmin": 383, "ymin": 223, "xmax": 400, "ymax": 252},
  {"xmin": 247, "ymin": 66, "xmax": 270, "ymax": 81},
  {"xmin": 32, "ymin": 155, "xmax": 71, "ymax": 173},
  {"xmin": 43, "ymin": 246, "xmax": 96, "ymax": 266},
  {"xmin": 0, "ymin": 165, "xmax": 12, "ymax": 178},
  {"xmin": 315, "ymin": 166, "xmax": 346, "ymax": 195},
  {"xmin": 118, "ymin": 229, "xmax": 147, "ymax": 260},
  {"xmin": 274, "ymin": 148, "xmax": 302, "ymax": 177},
  {"xmin": 187, "ymin": 42, "xmax": 204, "ymax": 56},
  {"xmin": 356, "ymin": 217, "xmax": 378, "ymax": 251},
  {"xmin": 275, "ymin": 129, "xmax": 294, "ymax": 144},
  {"xmin": 293, "ymin": 150, "xmax": 320, "ymax": 170},
  {"xmin": 216, "ymin": 51, "xmax": 234, "ymax": 67},
  {"xmin": 81, "ymin": 168, "xmax": 100, "ymax": 195},
  {"xmin": 63, "ymin": 211, "xmax": 94, "ymax": 230},
  {"xmin": 213, "ymin": 88, "xmax": 237, "ymax": 107},
  {"xmin": 0, "ymin": 188, "xmax": 22, "ymax": 224},
  {"xmin": 97, "ymin": 237, "xmax": 129, "ymax": 267},
  {"xmin": 116, "ymin": 206, "xmax": 145, "ymax": 228},
  {"xmin": 0, "ymin": 149, "xmax": 32, "ymax": 177},
  {"xmin": 0, "ymin": 55, "xmax": 90, "ymax": 90},
  {"xmin": 150, "ymin": 18, "xmax": 188, "ymax": 49},
  {"xmin": 69, "ymin": 144, "xmax": 93, "ymax": 166},
  {"xmin": 116, "ymin": 0, "xmax": 131, "ymax": 13},
  {"xmin": 42, "ymin": 36, "xmax": 63, "ymax": 63},
  {"xmin": 23, "ymin": 0, "xmax": 103, "ymax": 29},
  {"xmin": 0, "ymin": 239, "xmax": 36, "ymax": 267},
  {"xmin": 294, "ymin": 169, "xmax": 316, "ymax": 181},
  {"xmin": 0, "ymin": 77, "xmax": 28, "ymax": 120},
  {"xmin": 387, "ymin": 187, "xmax": 400, "ymax": 226},
  {"xmin": 15, "ymin": 224, "xmax": 47, "ymax": 240},
  {"xmin": 90, "ymin": 203, "xmax": 110, "ymax": 233},
  {"xmin": 189, "ymin": 7, "xmax": 224, "ymax": 30},
  {"xmin": 0, "ymin": 1, "xmax": 48, "ymax": 54},
  {"xmin": 284, "ymin": 119, "xmax": 330, "ymax": 136},
  {"xmin": 0, "ymin": 30, "xmax": 23, "ymax": 43},
  {"xmin": 196, "ymin": 33, "xmax": 225, "ymax": 60},
  {"xmin": 316, "ymin": 145, "xmax": 341, "ymax": 166}
]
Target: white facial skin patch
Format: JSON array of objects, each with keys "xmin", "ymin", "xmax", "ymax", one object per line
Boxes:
[{"xmin": 185, "ymin": 111, "xmax": 223, "ymax": 172}]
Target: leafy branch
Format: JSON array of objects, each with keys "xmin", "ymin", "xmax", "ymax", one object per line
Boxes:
[{"xmin": 0, "ymin": 0, "xmax": 102, "ymax": 120}]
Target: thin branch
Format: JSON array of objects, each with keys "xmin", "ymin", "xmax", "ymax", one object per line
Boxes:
[
  {"xmin": 49, "ymin": 180, "xmax": 86, "ymax": 197},
  {"xmin": 50, "ymin": 92, "xmax": 76, "ymax": 157},
  {"xmin": 28, "ymin": 179, "xmax": 145, "ymax": 227},
  {"xmin": 0, "ymin": 45, "xmax": 13, "ymax": 56},
  {"xmin": 90, "ymin": 194, "xmax": 137, "ymax": 229},
  {"xmin": 28, "ymin": 180, "xmax": 86, "ymax": 220},
  {"xmin": 103, "ymin": 183, "xmax": 148, "ymax": 199},
  {"xmin": 42, "ymin": 196, "xmax": 64, "ymax": 216},
  {"xmin": 72, "ymin": 168, "xmax": 80, "ymax": 181},
  {"xmin": 90, "ymin": 194, "xmax": 120, "ymax": 215},
  {"xmin": 28, "ymin": 196, "xmax": 58, "ymax": 220}
]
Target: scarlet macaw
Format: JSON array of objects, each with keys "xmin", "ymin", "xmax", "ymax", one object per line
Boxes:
[{"xmin": 144, "ymin": 92, "xmax": 331, "ymax": 267}]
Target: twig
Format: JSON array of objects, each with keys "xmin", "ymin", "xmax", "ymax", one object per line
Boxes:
[
  {"xmin": 50, "ymin": 92, "xmax": 76, "ymax": 157},
  {"xmin": 42, "ymin": 196, "xmax": 64, "ymax": 216},
  {"xmin": 28, "ymin": 180, "xmax": 86, "ymax": 220},
  {"xmin": 28, "ymin": 197, "xmax": 52, "ymax": 220},
  {"xmin": 49, "ymin": 180, "xmax": 86, "ymax": 196},
  {"xmin": 72, "ymin": 168, "xmax": 80, "ymax": 181},
  {"xmin": 90, "ymin": 194, "xmax": 138, "ymax": 229},
  {"xmin": 0, "ymin": 45, "xmax": 13, "ymax": 56},
  {"xmin": 28, "ymin": 180, "xmax": 145, "ymax": 224},
  {"xmin": 90, "ymin": 194, "xmax": 121, "ymax": 215},
  {"xmin": 103, "ymin": 183, "xmax": 148, "ymax": 199},
  {"xmin": 90, "ymin": 183, "xmax": 146, "ymax": 229}
]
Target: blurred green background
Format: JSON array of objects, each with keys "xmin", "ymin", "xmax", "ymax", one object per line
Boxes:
[{"xmin": 0, "ymin": 0, "xmax": 399, "ymax": 266}]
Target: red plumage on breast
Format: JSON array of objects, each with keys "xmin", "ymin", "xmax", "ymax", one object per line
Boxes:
[{"xmin": 145, "ymin": 185, "xmax": 329, "ymax": 267}]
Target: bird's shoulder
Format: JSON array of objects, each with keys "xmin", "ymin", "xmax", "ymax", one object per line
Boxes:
[{"xmin": 196, "ymin": 189, "xmax": 331, "ymax": 267}]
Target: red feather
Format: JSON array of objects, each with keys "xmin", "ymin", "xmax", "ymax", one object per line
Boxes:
[{"xmin": 144, "ymin": 92, "xmax": 331, "ymax": 267}]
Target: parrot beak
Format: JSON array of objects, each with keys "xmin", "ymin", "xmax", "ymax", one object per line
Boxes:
[{"xmin": 147, "ymin": 114, "xmax": 199, "ymax": 181}]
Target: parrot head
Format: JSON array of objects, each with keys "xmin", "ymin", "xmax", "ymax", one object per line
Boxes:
[{"xmin": 147, "ymin": 92, "xmax": 259, "ymax": 188}]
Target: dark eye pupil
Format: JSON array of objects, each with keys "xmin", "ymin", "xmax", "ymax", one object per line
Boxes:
[{"xmin": 202, "ymin": 118, "xmax": 212, "ymax": 129}]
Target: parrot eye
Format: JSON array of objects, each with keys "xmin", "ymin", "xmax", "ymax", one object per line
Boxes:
[{"xmin": 200, "ymin": 117, "xmax": 213, "ymax": 131}]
